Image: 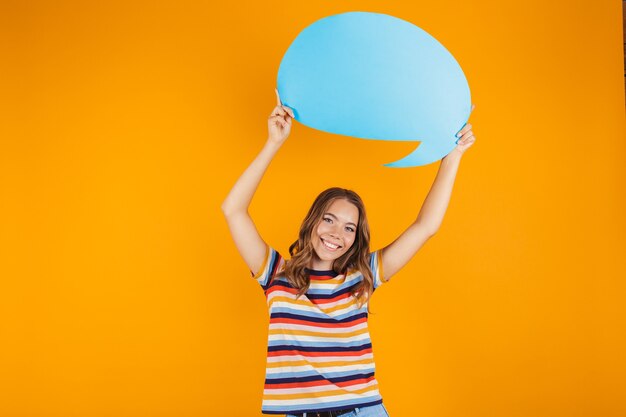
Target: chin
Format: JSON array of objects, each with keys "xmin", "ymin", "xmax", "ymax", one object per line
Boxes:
[{"xmin": 314, "ymin": 246, "xmax": 341, "ymax": 262}]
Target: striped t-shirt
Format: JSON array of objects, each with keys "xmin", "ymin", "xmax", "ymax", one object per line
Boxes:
[{"xmin": 251, "ymin": 245, "xmax": 389, "ymax": 415}]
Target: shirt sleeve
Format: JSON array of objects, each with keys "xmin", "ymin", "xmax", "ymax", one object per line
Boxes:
[
  {"xmin": 370, "ymin": 249, "xmax": 388, "ymax": 291},
  {"xmin": 250, "ymin": 244, "xmax": 284, "ymax": 292}
]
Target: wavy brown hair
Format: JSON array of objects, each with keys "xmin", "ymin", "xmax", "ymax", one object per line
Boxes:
[{"xmin": 277, "ymin": 187, "xmax": 375, "ymax": 313}]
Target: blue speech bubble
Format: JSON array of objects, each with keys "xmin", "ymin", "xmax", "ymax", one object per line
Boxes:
[{"xmin": 277, "ymin": 11, "xmax": 471, "ymax": 167}]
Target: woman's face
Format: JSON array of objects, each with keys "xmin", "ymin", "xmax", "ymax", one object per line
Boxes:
[{"xmin": 311, "ymin": 199, "xmax": 359, "ymax": 267}]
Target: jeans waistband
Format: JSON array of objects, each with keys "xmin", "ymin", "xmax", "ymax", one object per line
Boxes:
[{"xmin": 292, "ymin": 407, "xmax": 357, "ymax": 417}]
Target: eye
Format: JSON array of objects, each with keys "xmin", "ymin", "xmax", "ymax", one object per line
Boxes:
[
  {"xmin": 323, "ymin": 217, "xmax": 332, "ymax": 223},
  {"xmin": 346, "ymin": 226, "xmax": 355, "ymax": 232}
]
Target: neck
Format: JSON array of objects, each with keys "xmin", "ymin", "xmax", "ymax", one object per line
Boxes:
[{"xmin": 310, "ymin": 255, "xmax": 333, "ymax": 271}]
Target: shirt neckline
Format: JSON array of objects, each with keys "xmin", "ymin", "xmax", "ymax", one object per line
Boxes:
[{"xmin": 305, "ymin": 268, "xmax": 340, "ymax": 277}]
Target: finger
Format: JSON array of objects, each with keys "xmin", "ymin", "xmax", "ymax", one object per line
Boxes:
[
  {"xmin": 275, "ymin": 88, "xmax": 282, "ymax": 106},
  {"xmin": 456, "ymin": 131, "xmax": 473, "ymax": 143},
  {"xmin": 461, "ymin": 129, "xmax": 473, "ymax": 139},
  {"xmin": 271, "ymin": 106, "xmax": 287, "ymax": 117},
  {"xmin": 269, "ymin": 115, "xmax": 287, "ymax": 128},
  {"xmin": 455, "ymin": 123, "xmax": 472, "ymax": 138},
  {"xmin": 282, "ymin": 106, "xmax": 295, "ymax": 119}
]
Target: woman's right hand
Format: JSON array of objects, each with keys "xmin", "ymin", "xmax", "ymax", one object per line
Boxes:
[{"xmin": 267, "ymin": 88, "xmax": 295, "ymax": 146}]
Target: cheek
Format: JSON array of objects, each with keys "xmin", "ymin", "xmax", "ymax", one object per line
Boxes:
[{"xmin": 316, "ymin": 223, "xmax": 330, "ymax": 235}]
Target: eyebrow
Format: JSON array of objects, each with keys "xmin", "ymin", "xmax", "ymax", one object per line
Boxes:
[{"xmin": 323, "ymin": 212, "xmax": 357, "ymax": 228}]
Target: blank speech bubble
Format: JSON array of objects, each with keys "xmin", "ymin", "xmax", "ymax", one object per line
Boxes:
[{"xmin": 277, "ymin": 11, "xmax": 472, "ymax": 167}]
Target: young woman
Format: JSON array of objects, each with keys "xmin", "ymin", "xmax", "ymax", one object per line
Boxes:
[{"xmin": 222, "ymin": 89, "xmax": 476, "ymax": 417}]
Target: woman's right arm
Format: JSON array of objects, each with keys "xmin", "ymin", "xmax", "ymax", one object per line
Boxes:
[{"xmin": 221, "ymin": 89, "xmax": 295, "ymax": 276}]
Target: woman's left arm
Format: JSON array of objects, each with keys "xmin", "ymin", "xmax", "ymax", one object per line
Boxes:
[{"xmin": 380, "ymin": 106, "xmax": 477, "ymax": 281}]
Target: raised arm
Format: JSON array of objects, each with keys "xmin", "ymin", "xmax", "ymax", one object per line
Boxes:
[
  {"xmin": 380, "ymin": 108, "xmax": 477, "ymax": 281},
  {"xmin": 221, "ymin": 89, "xmax": 295, "ymax": 276}
]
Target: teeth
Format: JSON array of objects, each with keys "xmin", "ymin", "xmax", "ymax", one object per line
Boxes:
[{"xmin": 323, "ymin": 239, "xmax": 339, "ymax": 249}]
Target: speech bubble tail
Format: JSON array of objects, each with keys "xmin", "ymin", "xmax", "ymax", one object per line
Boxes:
[{"xmin": 384, "ymin": 138, "xmax": 457, "ymax": 168}]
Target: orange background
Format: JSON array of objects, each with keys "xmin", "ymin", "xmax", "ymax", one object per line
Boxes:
[{"xmin": 1, "ymin": 1, "xmax": 625, "ymax": 416}]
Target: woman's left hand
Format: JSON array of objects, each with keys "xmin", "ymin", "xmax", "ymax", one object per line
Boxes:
[{"xmin": 452, "ymin": 104, "xmax": 476, "ymax": 156}]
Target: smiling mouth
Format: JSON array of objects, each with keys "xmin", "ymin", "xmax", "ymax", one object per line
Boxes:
[{"xmin": 321, "ymin": 238, "xmax": 342, "ymax": 251}]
